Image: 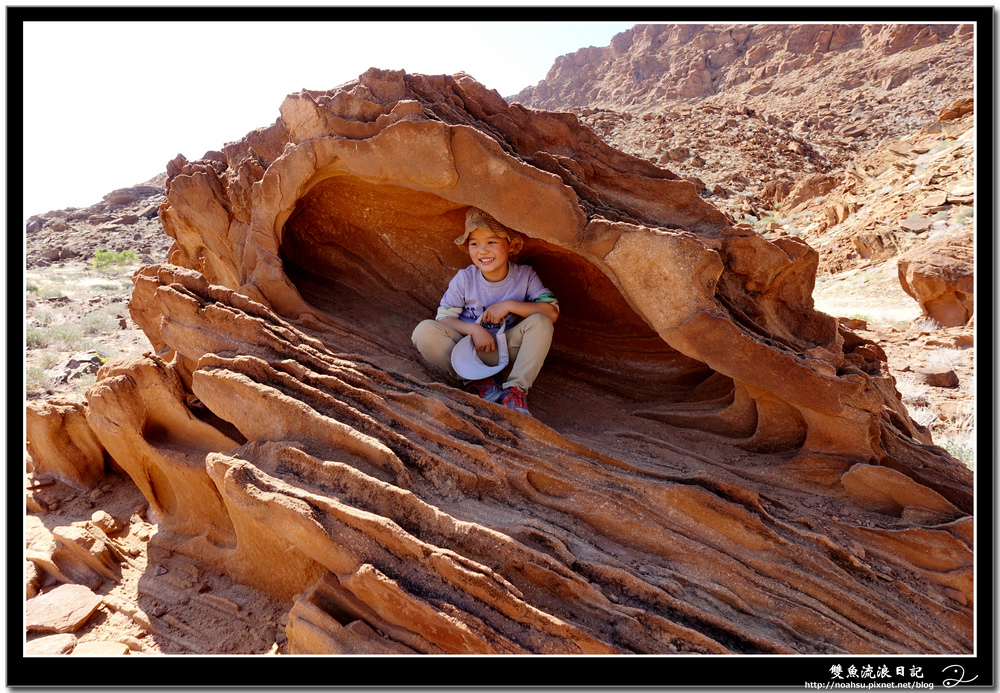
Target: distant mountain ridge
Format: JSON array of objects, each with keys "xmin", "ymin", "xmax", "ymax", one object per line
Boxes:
[{"xmin": 509, "ymin": 23, "xmax": 972, "ymax": 139}]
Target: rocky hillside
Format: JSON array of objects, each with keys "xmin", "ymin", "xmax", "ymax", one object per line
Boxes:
[
  {"xmin": 508, "ymin": 23, "xmax": 976, "ymax": 451},
  {"xmin": 25, "ymin": 175, "xmax": 173, "ymax": 270},
  {"xmin": 511, "ymin": 23, "xmax": 974, "ymax": 232}
]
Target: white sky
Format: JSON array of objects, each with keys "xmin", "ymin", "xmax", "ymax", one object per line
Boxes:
[{"xmin": 19, "ymin": 18, "xmax": 636, "ymax": 219}]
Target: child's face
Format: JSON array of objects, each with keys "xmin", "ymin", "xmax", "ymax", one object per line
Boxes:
[{"xmin": 467, "ymin": 227, "xmax": 511, "ymax": 279}]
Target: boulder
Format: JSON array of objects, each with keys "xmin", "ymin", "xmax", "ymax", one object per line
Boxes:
[
  {"xmin": 26, "ymin": 584, "xmax": 103, "ymax": 634},
  {"xmin": 778, "ymin": 173, "xmax": 839, "ymax": 213},
  {"xmin": 898, "ymin": 230, "xmax": 974, "ymax": 326},
  {"xmin": 916, "ymin": 366, "xmax": 959, "ymax": 388},
  {"xmin": 80, "ymin": 69, "xmax": 971, "ymax": 655},
  {"xmin": 939, "ymin": 98, "xmax": 973, "ymax": 121},
  {"xmin": 25, "ymin": 633, "xmax": 78, "ymax": 655}
]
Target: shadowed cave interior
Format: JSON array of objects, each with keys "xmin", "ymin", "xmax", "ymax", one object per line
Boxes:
[{"xmin": 275, "ymin": 173, "xmax": 753, "ymax": 443}]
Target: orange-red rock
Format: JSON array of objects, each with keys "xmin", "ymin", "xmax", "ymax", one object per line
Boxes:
[
  {"xmin": 78, "ymin": 69, "xmax": 971, "ymax": 655},
  {"xmin": 898, "ymin": 229, "xmax": 974, "ymax": 326}
]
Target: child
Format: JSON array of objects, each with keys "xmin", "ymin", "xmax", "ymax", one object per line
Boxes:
[{"xmin": 411, "ymin": 207, "xmax": 559, "ymax": 416}]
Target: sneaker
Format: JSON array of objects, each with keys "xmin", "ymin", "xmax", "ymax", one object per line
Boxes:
[
  {"xmin": 463, "ymin": 376, "xmax": 504, "ymax": 403},
  {"xmin": 498, "ymin": 386, "xmax": 530, "ymax": 416}
]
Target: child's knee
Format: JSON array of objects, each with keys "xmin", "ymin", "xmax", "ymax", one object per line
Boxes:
[
  {"xmin": 411, "ymin": 319, "xmax": 442, "ymax": 348},
  {"xmin": 522, "ymin": 312, "xmax": 554, "ymax": 335}
]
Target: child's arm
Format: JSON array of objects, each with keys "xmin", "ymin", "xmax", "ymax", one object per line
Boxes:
[
  {"xmin": 440, "ymin": 316, "xmax": 498, "ymax": 352},
  {"xmin": 482, "ymin": 299, "xmax": 559, "ymax": 326}
]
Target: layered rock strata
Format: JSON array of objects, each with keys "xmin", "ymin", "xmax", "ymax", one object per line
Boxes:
[{"xmin": 77, "ymin": 69, "xmax": 971, "ymax": 654}]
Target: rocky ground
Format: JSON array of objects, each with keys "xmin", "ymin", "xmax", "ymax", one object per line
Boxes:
[{"xmin": 22, "ymin": 22, "xmax": 976, "ymax": 657}]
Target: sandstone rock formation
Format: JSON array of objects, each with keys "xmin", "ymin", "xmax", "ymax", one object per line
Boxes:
[
  {"xmin": 26, "ymin": 398, "xmax": 108, "ymax": 491},
  {"xmin": 70, "ymin": 69, "xmax": 971, "ymax": 654},
  {"xmin": 897, "ymin": 229, "xmax": 974, "ymax": 327}
]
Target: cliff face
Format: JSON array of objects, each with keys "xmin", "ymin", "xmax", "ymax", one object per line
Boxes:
[{"xmin": 512, "ymin": 23, "xmax": 971, "ymax": 126}]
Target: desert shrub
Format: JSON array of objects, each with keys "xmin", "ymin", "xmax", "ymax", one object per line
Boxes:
[
  {"xmin": 78, "ymin": 311, "xmax": 120, "ymax": 336},
  {"xmin": 25, "ymin": 326, "xmax": 49, "ymax": 349},
  {"xmin": 44, "ymin": 324, "xmax": 84, "ymax": 349},
  {"xmin": 93, "ymin": 283, "xmax": 119, "ymax": 292},
  {"xmin": 73, "ymin": 338, "xmax": 102, "ymax": 353},
  {"xmin": 92, "ymin": 248, "xmax": 139, "ymax": 271},
  {"xmin": 955, "ymin": 207, "xmax": 974, "ymax": 225},
  {"xmin": 912, "ymin": 317, "xmax": 941, "ymax": 332},
  {"xmin": 36, "ymin": 311, "xmax": 54, "ymax": 327},
  {"xmin": 942, "ymin": 435, "xmax": 975, "ymax": 470},
  {"xmin": 26, "ymin": 367, "xmax": 51, "ymax": 391},
  {"xmin": 925, "ymin": 347, "xmax": 964, "ymax": 367},
  {"xmin": 894, "ymin": 373, "xmax": 928, "ymax": 405},
  {"xmin": 40, "ymin": 288, "xmax": 63, "ymax": 299},
  {"xmin": 37, "ymin": 352, "xmax": 60, "ymax": 370},
  {"xmin": 907, "ymin": 405, "xmax": 937, "ymax": 428},
  {"xmin": 26, "ymin": 283, "xmax": 39, "ymax": 293}
]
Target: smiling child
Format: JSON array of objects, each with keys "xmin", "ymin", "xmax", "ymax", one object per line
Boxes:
[{"xmin": 411, "ymin": 207, "xmax": 559, "ymax": 416}]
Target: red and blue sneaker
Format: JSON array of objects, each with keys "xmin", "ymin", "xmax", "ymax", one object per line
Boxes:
[
  {"xmin": 498, "ymin": 386, "xmax": 530, "ymax": 416},
  {"xmin": 463, "ymin": 376, "xmax": 504, "ymax": 403}
]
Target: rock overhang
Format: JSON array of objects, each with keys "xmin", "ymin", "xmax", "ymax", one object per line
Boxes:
[{"xmin": 156, "ymin": 67, "xmax": 947, "ymax": 462}]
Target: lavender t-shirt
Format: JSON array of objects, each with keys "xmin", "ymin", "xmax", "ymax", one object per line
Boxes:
[{"xmin": 437, "ymin": 263, "xmax": 557, "ymax": 335}]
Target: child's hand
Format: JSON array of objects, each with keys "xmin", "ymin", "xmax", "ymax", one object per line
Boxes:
[
  {"xmin": 471, "ymin": 324, "xmax": 496, "ymax": 352},
  {"xmin": 482, "ymin": 300, "xmax": 513, "ymax": 325}
]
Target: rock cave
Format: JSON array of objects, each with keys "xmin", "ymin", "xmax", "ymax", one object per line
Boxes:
[{"xmin": 67, "ymin": 69, "xmax": 971, "ymax": 655}]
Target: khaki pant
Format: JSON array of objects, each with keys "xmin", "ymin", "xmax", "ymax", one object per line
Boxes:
[{"xmin": 411, "ymin": 314, "xmax": 554, "ymax": 392}]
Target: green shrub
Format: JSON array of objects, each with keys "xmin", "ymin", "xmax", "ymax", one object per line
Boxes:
[
  {"xmin": 26, "ymin": 283, "xmax": 39, "ymax": 293},
  {"xmin": 44, "ymin": 324, "xmax": 84, "ymax": 348},
  {"xmin": 78, "ymin": 311, "xmax": 120, "ymax": 336},
  {"xmin": 26, "ymin": 326, "xmax": 49, "ymax": 349},
  {"xmin": 37, "ymin": 352, "xmax": 60, "ymax": 370},
  {"xmin": 955, "ymin": 208, "xmax": 974, "ymax": 225},
  {"xmin": 942, "ymin": 437, "xmax": 975, "ymax": 470},
  {"xmin": 92, "ymin": 248, "xmax": 139, "ymax": 271},
  {"xmin": 26, "ymin": 367, "xmax": 51, "ymax": 391}
]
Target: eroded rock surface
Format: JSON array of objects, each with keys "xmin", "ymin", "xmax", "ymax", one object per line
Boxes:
[
  {"xmin": 897, "ymin": 229, "xmax": 974, "ymax": 327},
  {"xmin": 78, "ymin": 69, "xmax": 971, "ymax": 654}
]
